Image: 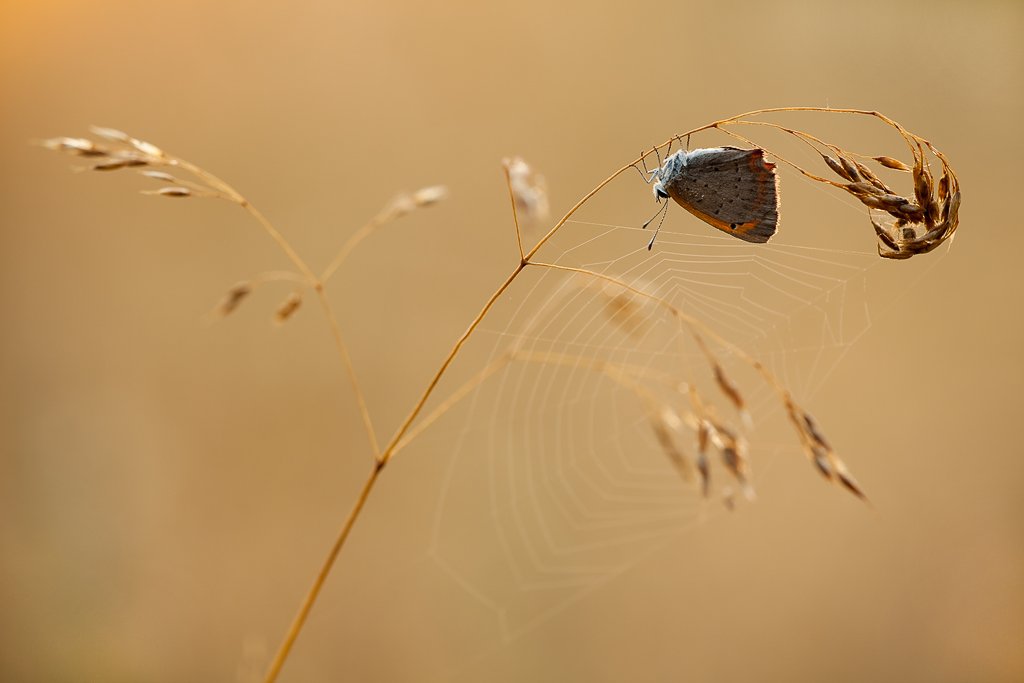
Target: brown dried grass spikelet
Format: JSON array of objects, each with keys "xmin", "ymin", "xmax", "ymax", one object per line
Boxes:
[
  {"xmin": 838, "ymin": 155, "xmax": 862, "ymax": 183},
  {"xmin": 412, "ymin": 185, "xmax": 448, "ymax": 207},
  {"xmin": 146, "ymin": 186, "xmax": 192, "ymax": 198},
  {"xmin": 648, "ymin": 406, "xmax": 695, "ymax": 484},
  {"xmin": 854, "ymin": 160, "xmax": 894, "ymax": 195},
  {"xmin": 40, "ymin": 137, "xmax": 107, "ymax": 156},
  {"xmin": 214, "ymin": 282, "xmax": 253, "ymax": 318},
  {"xmin": 273, "ymin": 292, "xmax": 303, "ymax": 325},
  {"xmin": 695, "ymin": 420, "xmax": 711, "ymax": 497},
  {"xmin": 822, "ymin": 154, "xmax": 854, "ymax": 182},
  {"xmin": 140, "ymin": 170, "xmax": 178, "ymax": 183},
  {"xmin": 711, "ymin": 363, "xmax": 750, "ymax": 427},
  {"xmin": 503, "ymin": 156, "xmax": 549, "ymax": 225},
  {"xmin": 786, "ymin": 403, "xmax": 866, "ymax": 500},
  {"xmin": 707, "ymin": 420, "xmax": 753, "ymax": 500},
  {"xmin": 128, "ymin": 137, "xmax": 165, "ymax": 159},
  {"xmin": 818, "ymin": 140, "xmax": 960, "ymax": 259},
  {"xmin": 91, "ymin": 157, "xmax": 149, "ymax": 172},
  {"xmin": 874, "ymin": 155, "xmax": 911, "ymax": 171},
  {"xmin": 89, "ymin": 126, "xmax": 132, "ymax": 143},
  {"xmin": 581, "ymin": 277, "xmax": 654, "ymax": 340},
  {"xmin": 389, "ymin": 186, "xmax": 449, "ymax": 219},
  {"xmin": 605, "ymin": 292, "xmax": 649, "ymax": 338}
]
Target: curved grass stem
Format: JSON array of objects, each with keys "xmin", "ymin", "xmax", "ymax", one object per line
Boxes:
[{"xmin": 41, "ymin": 107, "xmax": 944, "ymax": 683}]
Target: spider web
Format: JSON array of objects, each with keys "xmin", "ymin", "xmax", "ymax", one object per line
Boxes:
[{"xmin": 343, "ymin": 146, "xmax": 946, "ymax": 680}]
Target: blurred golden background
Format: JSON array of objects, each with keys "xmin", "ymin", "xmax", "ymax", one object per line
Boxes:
[{"xmin": 2, "ymin": 0, "xmax": 1021, "ymax": 681}]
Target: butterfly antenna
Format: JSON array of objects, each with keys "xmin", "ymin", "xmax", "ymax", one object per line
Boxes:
[
  {"xmin": 641, "ymin": 199, "xmax": 668, "ymax": 230},
  {"xmin": 644, "ymin": 202, "xmax": 670, "ymax": 250}
]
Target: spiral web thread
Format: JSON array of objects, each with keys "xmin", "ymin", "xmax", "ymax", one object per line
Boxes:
[{"xmin": 401, "ymin": 155, "xmax": 935, "ymax": 678}]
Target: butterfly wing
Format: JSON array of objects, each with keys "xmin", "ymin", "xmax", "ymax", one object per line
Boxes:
[{"xmin": 662, "ymin": 147, "xmax": 780, "ymax": 243}]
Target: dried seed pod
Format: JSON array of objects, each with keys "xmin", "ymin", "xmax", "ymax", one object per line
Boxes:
[{"xmin": 873, "ymin": 155, "xmax": 911, "ymax": 171}]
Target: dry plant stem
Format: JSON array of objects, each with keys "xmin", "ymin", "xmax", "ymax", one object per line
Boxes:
[
  {"xmin": 321, "ymin": 221, "xmax": 379, "ymax": 283},
  {"xmin": 171, "ymin": 158, "xmax": 317, "ymax": 282},
  {"xmin": 260, "ymin": 460, "xmax": 384, "ymax": 683},
  {"xmin": 258, "ymin": 107, "xmax": 934, "ymax": 681},
  {"xmin": 321, "ymin": 209, "xmax": 393, "ymax": 284},
  {"xmin": 42, "ymin": 111, "xmax": 927, "ymax": 682},
  {"xmin": 392, "ymin": 353, "xmax": 513, "ymax": 457},
  {"xmin": 314, "ymin": 290, "xmax": 381, "ymax": 456},
  {"xmin": 173, "ymin": 157, "xmax": 381, "ymax": 456},
  {"xmin": 504, "ymin": 163, "xmax": 526, "ymax": 262},
  {"xmin": 261, "ymin": 264, "xmax": 526, "ymax": 683},
  {"xmin": 263, "ymin": 155, "xmax": 636, "ymax": 683}
]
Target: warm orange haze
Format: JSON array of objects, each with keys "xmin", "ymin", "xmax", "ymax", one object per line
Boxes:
[{"xmin": 1, "ymin": 1, "xmax": 1021, "ymax": 682}]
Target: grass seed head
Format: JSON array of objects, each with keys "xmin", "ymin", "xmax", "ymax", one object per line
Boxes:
[
  {"xmin": 274, "ymin": 292, "xmax": 303, "ymax": 325},
  {"xmin": 40, "ymin": 137, "xmax": 108, "ymax": 157},
  {"xmin": 89, "ymin": 126, "xmax": 132, "ymax": 143},
  {"xmin": 214, "ymin": 282, "xmax": 253, "ymax": 318},
  {"xmin": 873, "ymin": 155, "xmax": 911, "ymax": 171},
  {"xmin": 145, "ymin": 186, "xmax": 192, "ymax": 198},
  {"xmin": 823, "ymin": 154, "xmax": 855, "ymax": 181},
  {"xmin": 412, "ymin": 185, "xmax": 448, "ymax": 207},
  {"xmin": 504, "ymin": 156, "xmax": 549, "ymax": 225}
]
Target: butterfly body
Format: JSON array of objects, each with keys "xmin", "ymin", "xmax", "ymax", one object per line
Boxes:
[{"xmin": 650, "ymin": 146, "xmax": 780, "ymax": 244}]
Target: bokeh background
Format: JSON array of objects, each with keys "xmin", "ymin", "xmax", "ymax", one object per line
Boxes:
[{"xmin": 2, "ymin": 1, "xmax": 1022, "ymax": 681}]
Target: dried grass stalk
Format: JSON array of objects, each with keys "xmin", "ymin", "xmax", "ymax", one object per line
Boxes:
[
  {"xmin": 818, "ymin": 131, "xmax": 960, "ymax": 259},
  {"xmin": 38, "ymin": 107, "xmax": 961, "ymax": 683}
]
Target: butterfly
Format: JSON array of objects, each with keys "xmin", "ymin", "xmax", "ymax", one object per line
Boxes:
[{"xmin": 645, "ymin": 146, "xmax": 780, "ymax": 248}]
